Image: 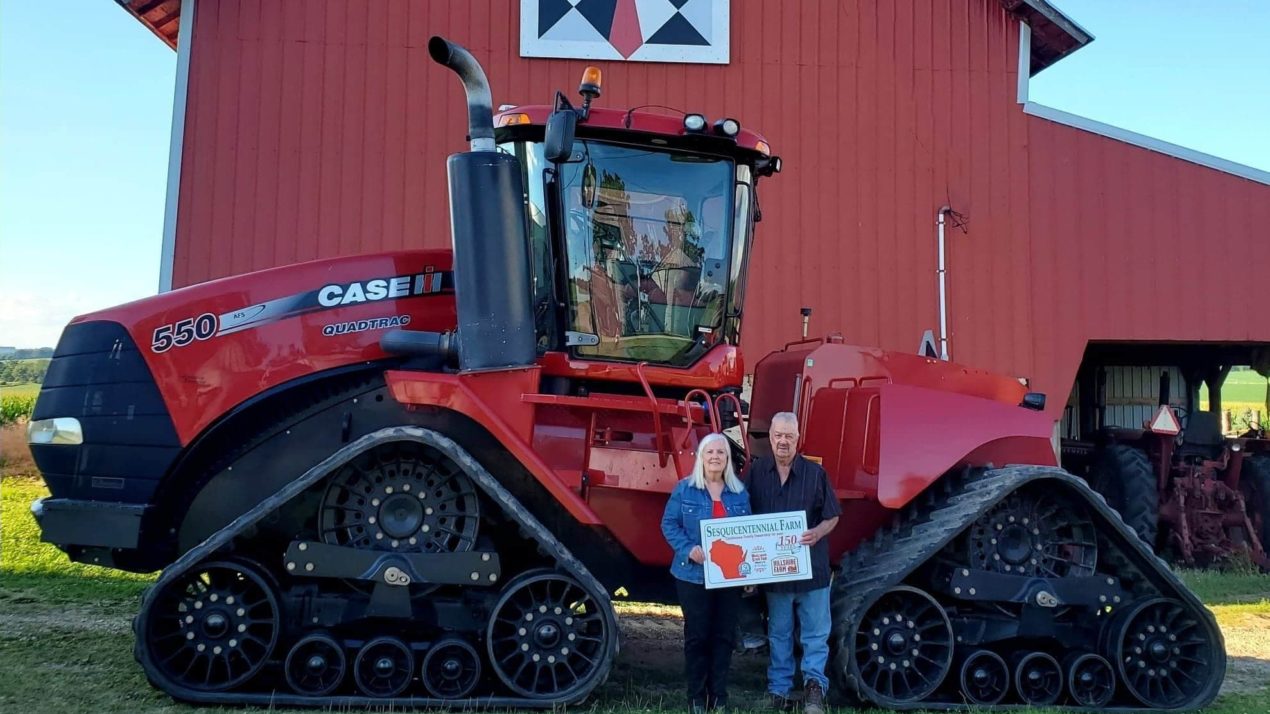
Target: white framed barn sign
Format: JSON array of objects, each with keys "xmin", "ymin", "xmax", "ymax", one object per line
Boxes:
[{"xmin": 521, "ymin": 0, "xmax": 729, "ymax": 64}]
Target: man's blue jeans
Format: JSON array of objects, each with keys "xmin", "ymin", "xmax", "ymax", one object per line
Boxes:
[{"xmin": 765, "ymin": 585, "xmax": 832, "ymax": 695}]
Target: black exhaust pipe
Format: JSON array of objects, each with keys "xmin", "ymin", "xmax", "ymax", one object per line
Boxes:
[
  {"xmin": 427, "ymin": 36, "xmax": 495, "ymax": 153},
  {"xmin": 433, "ymin": 36, "xmax": 537, "ymax": 371}
]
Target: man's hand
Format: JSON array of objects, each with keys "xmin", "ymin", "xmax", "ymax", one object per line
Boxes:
[
  {"xmin": 689, "ymin": 545, "xmax": 706, "ymax": 564},
  {"xmin": 798, "ymin": 530, "xmax": 821, "ymax": 546}
]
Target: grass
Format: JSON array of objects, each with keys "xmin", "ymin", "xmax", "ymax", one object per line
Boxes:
[{"xmin": 2, "ymin": 474, "xmax": 1268, "ymax": 713}]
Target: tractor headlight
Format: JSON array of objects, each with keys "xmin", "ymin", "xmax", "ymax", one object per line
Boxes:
[
  {"xmin": 683, "ymin": 113, "xmax": 707, "ymax": 132},
  {"xmin": 27, "ymin": 417, "xmax": 83, "ymax": 445}
]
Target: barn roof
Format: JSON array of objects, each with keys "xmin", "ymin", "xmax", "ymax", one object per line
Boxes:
[{"xmin": 115, "ymin": 0, "xmax": 1090, "ymax": 74}]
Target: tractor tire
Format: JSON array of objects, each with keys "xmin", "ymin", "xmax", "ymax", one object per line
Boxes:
[
  {"xmin": 1091, "ymin": 444, "xmax": 1158, "ymax": 549},
  {"xmin": 1241, "ymin": 454, "xmax": 1270, "ymax": 562}
]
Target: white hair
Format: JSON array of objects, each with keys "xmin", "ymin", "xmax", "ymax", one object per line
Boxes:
[
  {"xmin": 770, "ymin": 411, "xmax": 800, "ymax": 433},
  {"xmin": 687, "ymin": 432, "xmax": 744, "ymax": 494}
]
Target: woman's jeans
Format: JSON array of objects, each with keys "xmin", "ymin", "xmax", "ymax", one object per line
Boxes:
[{"xmin": 676, "ymin": 579, "xmax": 741, "ymax": 708}]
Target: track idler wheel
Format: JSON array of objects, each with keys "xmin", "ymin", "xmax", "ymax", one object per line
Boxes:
[
  {"xmin": 1013, "ymin": 651, "xmax": 1062, "ymax": 705},
  {"xmin": 958, "ymin": 649, "xmax": 1009, "ymax": 705},
  {"xmin": 1065, "ymin": 653, "xmax": 1115, "ymax": 707},
  {"xmin": 1111, "ymin": 598, "xmax": 1218, "ymax": 708},
  {"xmin": 487, "ymin": 569, "xmax": 614, "ymax": 700},
  {"xmin": 353, "ymin": 636, "xmax": 414, "ymax": 697},
  {"xmin": 284, "ymin": 633, "xmax": 346, "ymax": 696},
  {"xmin": 422, "ymin": 638, "xmax": 482, "ymax": 699},
  {"xmin": 143, "ymin": 560, "xmax": 280, "ymax": 692},
  {"xmin": 849, "ymin": 585, "xmax": 953, "ymax": 706}
]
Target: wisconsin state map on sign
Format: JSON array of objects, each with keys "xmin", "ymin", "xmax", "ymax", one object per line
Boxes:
[{"xmin": 520, "ymin": 0, "xmax": 729, "ymax": 64}]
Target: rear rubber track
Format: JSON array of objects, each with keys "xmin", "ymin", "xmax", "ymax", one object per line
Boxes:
[{"xmin": 830, "ymin": 464, "xmax": 1226, "ymax": 711}]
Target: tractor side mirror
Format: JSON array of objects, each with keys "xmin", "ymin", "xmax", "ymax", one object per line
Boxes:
[{"xmin": 545, "ymin": 110, "xmax": 577, "ymax": 163}]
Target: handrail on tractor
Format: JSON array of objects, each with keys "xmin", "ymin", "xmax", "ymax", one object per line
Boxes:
[
  {"xmin": 681, "ymin": 388, "xmax": 721, "ymax": 448},
  {"xmin": 636, "ymin": 362, "xmax": 669, "ymax": 468},
  {"xmin": 714, "ymin": 392, "xmax": 750, "ymax": 467}
]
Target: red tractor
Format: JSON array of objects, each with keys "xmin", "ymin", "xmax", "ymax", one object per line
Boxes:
[
  {"xmin": 1077, "ymin": 371, "xmax": 1270, "ymax": 569},
  {"xmin": 27, "ymin": 38, "xmax": 1223, "ymax": 710}
]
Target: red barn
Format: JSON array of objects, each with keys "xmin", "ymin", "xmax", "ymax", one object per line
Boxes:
[{"xmin": 121, "ymin": 0, "xmax": 1269, "ymax": 450}]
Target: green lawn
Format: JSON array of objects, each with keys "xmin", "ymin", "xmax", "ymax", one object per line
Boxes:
[{"xmin": 2, "ymin": 476, "xmax": 1268, "ymax": 713}]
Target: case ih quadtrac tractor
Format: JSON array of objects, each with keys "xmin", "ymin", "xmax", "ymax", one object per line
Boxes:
[{"xmin": 28, "ymin": 38, "xmax": 1224, "ymax": 710}]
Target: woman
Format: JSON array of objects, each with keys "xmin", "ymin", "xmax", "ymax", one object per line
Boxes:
[{"xmin": 661, "ymin": 432, "xmax": 751, "ymax": 713}]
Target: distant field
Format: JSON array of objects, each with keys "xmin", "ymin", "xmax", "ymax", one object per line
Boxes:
[
  {"xmin": 0, "ymin": 383, "xmax": 41, "ymax": 399},
  {"xmin": 1201, "ymin": 370, "xmax": 1269, "ymax": 412}
]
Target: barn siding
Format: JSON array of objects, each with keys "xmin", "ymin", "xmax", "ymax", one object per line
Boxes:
[{"xmin": 171, "ymin": 0, "xmax": 1270, "ymax": 418}]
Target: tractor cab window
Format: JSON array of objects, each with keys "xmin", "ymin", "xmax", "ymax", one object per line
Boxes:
[{"xmin": 557, "ymin": 141, "xmax": 734, "ymax": 366}]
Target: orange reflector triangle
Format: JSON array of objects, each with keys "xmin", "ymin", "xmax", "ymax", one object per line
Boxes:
[{"xmin": 1149, "ymin": 405, "xmax": 1181, "ymax": 435}]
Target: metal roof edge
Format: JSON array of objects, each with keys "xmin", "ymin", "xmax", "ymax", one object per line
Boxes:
[
  {"xmin": 1001, "ymin": 0, "xmax": 1094, "ymax": 75},
  {"xmin": 1023, "ymin": 101, "xmax": 1270, "ymax": 187}
]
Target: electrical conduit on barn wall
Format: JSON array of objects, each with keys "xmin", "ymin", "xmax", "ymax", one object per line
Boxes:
[{"xmin": 158, "ymin": 0, "xmax": 196, "ymax": 293}]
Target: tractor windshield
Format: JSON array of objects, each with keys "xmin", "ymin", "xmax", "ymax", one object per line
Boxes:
[
  {"xmin": 558, "ymin": 141, "xmax": 735, "ymax": 365},
  {"xmin": 501, "ymin": 137, "xmax": 754, "ymax": 366}
]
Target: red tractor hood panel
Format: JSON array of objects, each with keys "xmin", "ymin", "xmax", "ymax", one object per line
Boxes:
[{"xmin": 71, "ymin": 251, "xmax": 456, "ymax": 444}]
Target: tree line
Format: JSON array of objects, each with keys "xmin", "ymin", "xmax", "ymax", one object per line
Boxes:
[{"xmin": 0, "ymin": 359, "xmax": 50, "ymax": 384}]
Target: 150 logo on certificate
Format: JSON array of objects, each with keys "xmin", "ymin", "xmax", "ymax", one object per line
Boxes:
[{"xmin": 699, "ymin": 511, "xmax": 813, "ymax": 589}]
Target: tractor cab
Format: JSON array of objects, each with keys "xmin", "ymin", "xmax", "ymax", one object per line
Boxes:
[{"xmin": 491, "ymin": 69, "xmax": 780, "ymax": 371}]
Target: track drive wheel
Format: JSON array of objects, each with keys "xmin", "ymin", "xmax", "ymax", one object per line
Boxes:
[
  {"xmin": 142, "ymin": 560, "xmax": 280, "ymax": 692},
  {"xmin": 1091, "ymin": 443, "xmax": 1159, "ymax": 548},
  {"xmin": 1110, "ymin": 598, "xmax": 1220, "ymax": 708},
  {"xmin": 848, "ymin": 585, "xmax": 953, "ymax": 706},
  {"xmin": 487, "ymin": 569, "xmax": 614, "ymax": 700}
]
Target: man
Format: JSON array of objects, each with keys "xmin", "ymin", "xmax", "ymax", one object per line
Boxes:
[{"xmin": 745, "ymin": 412, "xmax": 841, "ymax": 714}]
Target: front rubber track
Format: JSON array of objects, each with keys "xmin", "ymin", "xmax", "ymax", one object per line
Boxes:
[
  {"xmin": 132, "ymin": 426, "xmax": 620, "ymax": 709},
  {"xmin": 831, "ymin": 464, "xmax": 1226, "ymax": 711}
]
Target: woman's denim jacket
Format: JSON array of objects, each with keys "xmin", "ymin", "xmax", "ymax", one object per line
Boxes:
[{"xmin": 660, "ymin": 477, "xmax": 752, "ymax": 584}]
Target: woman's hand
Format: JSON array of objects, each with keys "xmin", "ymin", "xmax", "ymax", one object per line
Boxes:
[{"xmin": 689, "ymin": 546, "xmax": 705, "ymax": 564}]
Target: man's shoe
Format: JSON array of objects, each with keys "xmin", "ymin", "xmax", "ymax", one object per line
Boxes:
[
  {"xmin": 768, "ymin": 693, "xmax": 798, "ymax": 711},
  {"xmin": 802, "ymin": 681, "xmax": 825, "ymax": 714}
]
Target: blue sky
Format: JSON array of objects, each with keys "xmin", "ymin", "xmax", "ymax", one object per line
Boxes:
[{"xmin": 1, "ymin": 1, "xmax": 1267, "ymax": 348}]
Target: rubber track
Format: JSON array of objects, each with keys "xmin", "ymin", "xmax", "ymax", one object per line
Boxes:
[
  {"xmin": 133, "ymin": 426, "xmax": 620, "ymax": 709},
  {"xmin": 830, "ymin": 465, "xmax": 1226, "ymax": 711}
]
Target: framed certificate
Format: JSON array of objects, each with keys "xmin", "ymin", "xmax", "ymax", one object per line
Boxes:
[{"xmin": 699, "ymin": 511, "xmax": 812, "ymax": 589}]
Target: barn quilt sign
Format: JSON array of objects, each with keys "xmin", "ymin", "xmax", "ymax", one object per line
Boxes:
[{"xmin": 520, "ymin": 0, "xmax": 729, "ymax": 64}]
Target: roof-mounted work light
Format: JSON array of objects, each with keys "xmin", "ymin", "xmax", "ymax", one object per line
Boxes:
[
  {"xmin": 683, "ymin": 113, "xmax": 707, "ymax": 132},
  {"xmin": 714, "ymin": 118, "xmax": 740, "ymax": 137}
]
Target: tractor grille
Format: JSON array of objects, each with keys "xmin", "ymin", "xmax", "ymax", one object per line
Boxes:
[{"xmin": 31, "ymin": 321, "xmax": 180, "ymax": 503}]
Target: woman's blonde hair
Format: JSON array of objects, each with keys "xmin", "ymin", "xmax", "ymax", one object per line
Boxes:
[{"xmin": 687, "ymin": 432, "xmax": 744, "ymax": 493}]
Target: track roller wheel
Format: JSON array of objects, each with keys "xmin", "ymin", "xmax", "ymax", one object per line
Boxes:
[
  {"xmin": 1065, "ymin": 653, "xmax": 1115, "ymax": 707},
  {"xmin": 422, "ymin": 638, "xmax": 482, "ymax": 699},
  {"xmin": 849, "ymin": 585, "xmax": 953, "ymax": 706},
  {"xmin": 143, "ymin": 560, "xmax": 279, "ymax": 692},
  {"xmin": 1013, "ymin": 652, "xmax": 1062, "ymax": 705},
  {"xmin": 284, "ymin": 633, "xmax": 346, "ymax": 696},
  {"xmin": 1111, "ymin": 598, "xmax": 1218, "ymax": 708},
  {"xmin": 958, "ymin": 649, "xmax": 1009, "ymax": 705},
  {"xmin": 487, "ymin": 569, "xmax": 614, "ymax": 700},
  {"xmin": 353, "ymin": 636, "xmax": 414, "ymax": 697}
]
